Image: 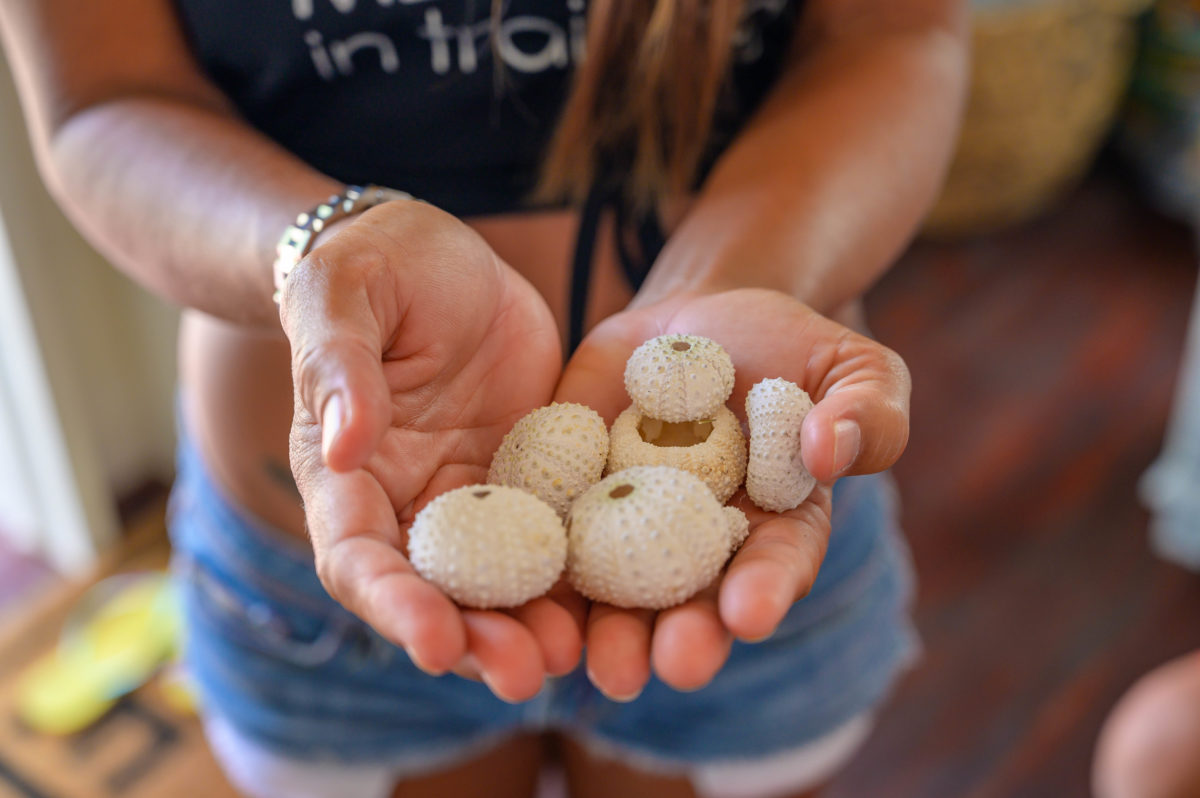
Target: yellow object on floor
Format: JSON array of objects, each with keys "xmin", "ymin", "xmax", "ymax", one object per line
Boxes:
[
  {"xmin": 15, "ymin": 571, "xmax": 181, "ymax": 735},
  {"xmin": 157, "ymin": 660, "xmax": 199, "ymax": 717}
]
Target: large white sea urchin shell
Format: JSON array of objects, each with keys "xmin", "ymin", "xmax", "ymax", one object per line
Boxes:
[
  {"xmin": 624, "ymin": 334, "xmax": 735, "ymax": 423},
  {"xmin": 607, "ymin": 404, "xmax": 747, "ymax": 503},
  {"xmin": 488, "ymin": 402, "xmax": 609, "ymax": 518},
  {"xmin": 409, "ymin": 485, "xmax": 566, "ymax": 609},
  {"xmin": 566, "ymin": 466, "xmax": 731, "ymax": 609},
  {"xmin": 745, "ymin": 378, "xmax": 817, "ymax": 512}
]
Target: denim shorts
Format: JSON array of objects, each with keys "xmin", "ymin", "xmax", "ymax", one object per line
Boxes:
[{"xmin": 167, "ymin": 429, "xmax": 919, "ymax": 772}]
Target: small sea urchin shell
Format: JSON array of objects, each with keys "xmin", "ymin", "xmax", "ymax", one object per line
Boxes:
[
  {"xmin": 409, "ymin": 485, "xmax": 566, "ymax": 609},
  {"xmin": 607, "ymin": 404, "xmax": 747, "ymax": 503},
  {"xmin": 487, "ymin": 402, "xmax": 609, "ymax": 518},
  {"xmin": 745, "ymin": 378, "xmax": 817, "ymax": 512},
  {"xmin": 624, "ymin": 334, "xmax": 735, "ymax": 423},
  {"xmin": 566, "ymin": 466, "xmax": 731, "ymax": 609},
  {"xmin": 724, "ymin": 506, "xmax": 750, "ymax": 552}
]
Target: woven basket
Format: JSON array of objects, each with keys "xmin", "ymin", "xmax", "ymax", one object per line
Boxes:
[{"xmin": 923, "ymin": 0, "xmax": 1152, "ymax": 237}]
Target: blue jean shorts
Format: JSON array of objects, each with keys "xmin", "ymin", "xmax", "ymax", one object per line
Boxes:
[{"xmin": 167, "ymin": 430, "xmax": 919, "ymax": 772}]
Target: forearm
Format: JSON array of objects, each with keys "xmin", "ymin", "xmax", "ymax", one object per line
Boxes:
[
  {"xmin": 638, "ymin": 4, "xmax": 969, "ymax": 313},
  {"xmin": 45, "ymin": 99, "xmax": 340, "ymax": 327},
  {"xmin": 0, "ymin": 0, "xmax": 342, "ymax": 328}
]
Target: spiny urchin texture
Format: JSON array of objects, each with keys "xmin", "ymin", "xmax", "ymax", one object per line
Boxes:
[
  {"xmin": 487, "ymin": 402, "xmax": 609, "ymax": 518},
  {"xmin": 607, "ymin": 404, "xmax": 747, "ymax": 503},
  {"xmin": 724, "ymin": 506, "xmax": 750, "ymax": 552},
  {"xmin": 566, "ymin": 466, "xmax": 730, "ymax": 609},
  {"xmin": 409, "ymin": 485, "xmax": 566, "ymax": 609},
  {"xmin": 624, "ymin": 334, "xmax": 735, "ymax": 423},
  {"xmin": 745, "ymin": 378, "xmax": 817, "ymax": 512}
]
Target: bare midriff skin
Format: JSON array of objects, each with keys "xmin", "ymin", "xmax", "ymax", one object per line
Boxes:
[{"xmin": 181, "ymin": 209, "xmax": 635, "ymax": 542}]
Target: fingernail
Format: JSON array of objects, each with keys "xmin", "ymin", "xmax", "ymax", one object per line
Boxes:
[
  {"xmin": 587, "ymin": 668, "xmax": 643, "ymax": 703},
  {"xmin": 408, "ymin": 650, "xmax": 445, "ymax": 677},
  {"xmin": 601, "ymin": 687, "xmax": 643, "ymax": 703},
  {"xmin": 482, "ymin": 673, "xmax": 524, "ymax": 705},
  {"xmin": 832, "ymin": 420, "xmax": 861, "ymax": 478},
  {"xmin": 321, "ymin": 393, "xmax": 346, "ymax": 462}
]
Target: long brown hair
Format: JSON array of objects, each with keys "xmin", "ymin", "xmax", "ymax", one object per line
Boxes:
[{"xmin": 530, "ymin": 0, "xmax": 748, "ymax": 210}]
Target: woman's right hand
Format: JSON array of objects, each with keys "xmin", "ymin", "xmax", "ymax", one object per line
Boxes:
[{"xmin": 278, "ymin": 199, "xmax": 582, "ymax": 702}]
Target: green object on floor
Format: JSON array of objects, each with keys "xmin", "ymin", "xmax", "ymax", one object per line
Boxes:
[{"xmin": 15, "ymin": 571, "xmax": 181, "ymax": 735}]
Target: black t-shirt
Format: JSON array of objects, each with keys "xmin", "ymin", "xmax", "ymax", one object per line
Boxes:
[{"xmin": 172, "ymin": 0, "xmax": 802, "ymax": 218}]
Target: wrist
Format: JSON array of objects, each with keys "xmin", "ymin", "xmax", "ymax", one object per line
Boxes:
[
  {"xmin": 272, "ymin": 184, "xmax": 413, "ymax": 305},
  {"xmin": 634, "ymin": 206, "xmax": 806, "ymax": 309}
]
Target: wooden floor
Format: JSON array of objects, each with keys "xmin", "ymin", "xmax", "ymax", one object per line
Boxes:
[{"xmin": 829, "ymin": 166, "xmax": 1200, "ymax": 797}]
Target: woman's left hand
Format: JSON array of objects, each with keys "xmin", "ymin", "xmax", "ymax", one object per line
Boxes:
[{"xmin": 554, "ymin": 288, "xmax": 911, "ymax": 700}]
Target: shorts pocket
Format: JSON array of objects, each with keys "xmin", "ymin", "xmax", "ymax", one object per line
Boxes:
[{"xmin": 175, "ymin": 553, "xmax": 349, "ymax": 669}]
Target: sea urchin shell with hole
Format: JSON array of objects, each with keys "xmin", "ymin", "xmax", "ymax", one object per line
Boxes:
[
  {"xmin": 624, "ymin": 334, "xmax": 735, "ymax": 423},
  {"xmin": 566, "ymin": 466, "xmax": 731, "ymax": 609},
  {"xmin": 745, "ymin": 378, "xmax": 817, "ymax": 512},
  {"xmin": 607, "ymin": 404, "xmax": 746, "ymax": 503},
  {"xmin": 408, "ymin": 485, "xmax": 566, "ymax": 609},
  {"xmin": 487, "ymin": 402, "xmax": 609, "ymax": 518}
]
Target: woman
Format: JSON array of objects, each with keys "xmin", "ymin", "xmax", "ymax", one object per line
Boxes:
[{"xmin": 0, "ymin": 1, "xmax": 967, "ymax": 796}]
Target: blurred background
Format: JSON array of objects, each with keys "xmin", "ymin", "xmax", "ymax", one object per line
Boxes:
[{"xmin": 1, "ymin": 0, "xmax": 1199, "ymax": 796}]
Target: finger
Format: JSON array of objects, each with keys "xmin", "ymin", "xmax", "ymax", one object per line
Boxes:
[
  {"xmin": 451, "ymin": 654, "xmax": 483, "ymax": 683},
  {"xmin": 462, "ymin": 612, "xmax": 545, "ymax": 703},
  {"xmin": 546, "ymin": 579, "xmax": 590, "ymax": 634},
  {"xmin": 586, "ymin": 604, "xmax": 655, "ymax": 702},
  {"xmin": 280, "ymin": 248, "xmax": 393, "ymax": 473},
  {"xmin": 718, "ymin": 493, "xmax": 832, "ymax": 641},
  {"xmin": 505, "ymin": 581, "xmax": 587, "ymax": 677},
  {"xmin": 304, "ymin": 466, "xmax": 467, "ymax": 673},
  {"xmin": 799, "ymin": 331, "xmax": 911, "ymax": 483},
  {"xmin": 506, "ymin": 597, "xmax": 584, "ymax": 677},
  {"xmin": 319, "ymin": 535, "xmax": 467, "ymax": 675},
  {"xmin": 651, "ymin": 584, "xmax": 732, "ymax": 691}
]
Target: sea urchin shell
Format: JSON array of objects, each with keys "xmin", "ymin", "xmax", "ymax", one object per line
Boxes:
[
  {"xmin": 624, "ymin": 334, "xmax": 735, "ymax": 423},
  {"xmin": 488, "ymin": 402, "xmax": 609, "ymax": 518},
  {"xmin": 724, "ymin": 506, "xmax": 750, "ymax": 552},
  {"xmin": 745, "ymin": 378, "xmax": 817, "ymax": 512},
  {"xmin": 566, "ymin": 466, "xmax": 731, "ymax": 609},
  {"xmin": 607, "ymin": 404, "xmax": 747, "ymax": 503},
  {"xmin": 409, "ymin": 485, "xmax": 566, "ymax": 609}
]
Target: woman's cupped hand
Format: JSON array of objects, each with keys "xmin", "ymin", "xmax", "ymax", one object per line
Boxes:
[
  {"xmin": 279, "ymin": 199, "xmax": 584, "ymax": 703},
  {"xmin": 554, "ymin": 289, "xmax": 911, "ymax": 700}
]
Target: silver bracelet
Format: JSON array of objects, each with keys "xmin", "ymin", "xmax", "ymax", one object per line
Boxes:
[{"xmin": 272, "ymin": 184, "xmax": 413, "ymax": 304}]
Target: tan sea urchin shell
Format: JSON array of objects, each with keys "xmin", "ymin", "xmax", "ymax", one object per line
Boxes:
[
  {"xmin": 409, "ymin": 485, "xmax": 566, "ymax": 609},
  {"xmin": 724, "ymin": 506, "xmax": 750, "ymax": 552},
  {"xmin": 624, "ymin": 334, "xmax": 735, "ymax": 423},
  {"xmin": 487, "ymin": 402, "xmax": 609, "ymax": 518},
  {"xmin": 566, "ymin": 466, "xmax": 731, "ymax": 609},
  {"xmin": 745, "ymin": 378, "xmax": 817, "ymax": 512},
  {"xmin": 607, "ymin": 404, "xmax": 747, "ymax": 503}
]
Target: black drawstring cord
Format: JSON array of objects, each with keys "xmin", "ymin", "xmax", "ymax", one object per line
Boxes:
[
  {"xmin": 613, "ymin": 198, "xmax": 666, "ymax": 293},
  {"xmin": 568, "ymin": 184, "xmax": 609, "ymax": 356},
  {"xmin": 567, "ymin": 185, "xmax": 669, "ymax": 356}
]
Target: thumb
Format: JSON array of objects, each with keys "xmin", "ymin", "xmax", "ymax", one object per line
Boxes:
[
  {"xmin": 801, "ymin": 363, "xmax": 911, "ymax": 484},
  {"xmin": 279, "ymin": 251, "xmax": 393, "ymax": 473}
]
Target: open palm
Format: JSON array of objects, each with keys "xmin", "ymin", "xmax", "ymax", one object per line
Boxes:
[
  {"xmin": 280, "ymin": 201, "xmax": 582, "ymax": 702},
  {"xmin": 554, "ymin": 288, "xmax": 911, "ymax": 700}
]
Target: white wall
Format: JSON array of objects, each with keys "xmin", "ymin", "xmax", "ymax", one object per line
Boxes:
[{"xmin": 0, "ymin": 50, "xmax": 180, "ymax": 571}]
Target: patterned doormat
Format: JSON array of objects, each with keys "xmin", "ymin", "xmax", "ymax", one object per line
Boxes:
[{"xmin": 0, "ymin": 513, "xmax": 237, "ymax": 798}]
